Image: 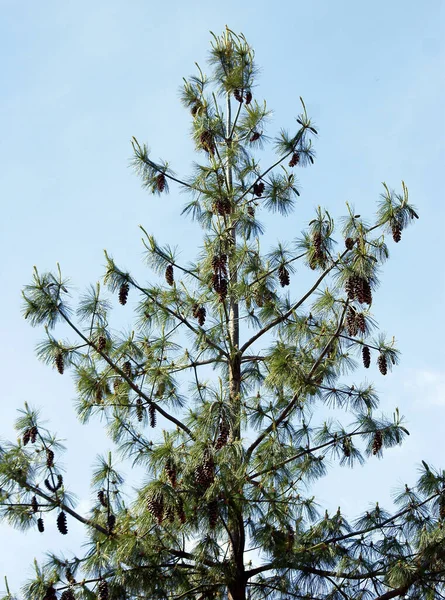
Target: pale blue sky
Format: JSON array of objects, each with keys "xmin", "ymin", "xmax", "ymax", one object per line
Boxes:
[{"xmin": 1, "ymin": 0, "xmax": 444, "ymax": 593}]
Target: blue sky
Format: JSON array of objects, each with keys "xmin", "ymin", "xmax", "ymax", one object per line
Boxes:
[{"xmin": 1, "ymin": 0, "xmax": 444, "ymax": 593}]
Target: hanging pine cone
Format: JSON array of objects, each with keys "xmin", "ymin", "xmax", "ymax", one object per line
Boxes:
[
  {"xmin": 23, "ymin": 428, "xmax": 31, "ymax": 446},
  {"xmin": 118, "ymin": 282, "xmax": 129, "ymax": 306},
  {"xmin": 213, "ymin": 196, "xmax": 231, "ymax": 216},
  {"xmin": 233, "ymin": 89, "xmax": 243, "ymax": 103},
  {"xmin": 57, "ymin": 511, "xmax": 68, "ymax": 535},
  {"xmin": 55, "ymin": 352, "xmax": 64, "ymax": 375},
  {"xmin": 192, "ymin": 304, "xmax": 200, "ymax": 318},
  {"xmin": 136, "ymin": 398, "xmax": 144, "ymax": 422},
  {"xmin": 345, "ymin": 277, "xmax": 356, "ymax": 301},
  {"xmin": 194, "ymin": 451, "xmax": 215, "ymax": 489},
  {"xmin": 253, "ymin": 182, "xmax": 265, "ymax": 197},
  {"xmin": 43, "ymin": 586, "xmax": 57, "ymax": 600},
  {"xmin": 362, "ymin": 346, "xmax": 371, "ymax": 369},
  {"xmin": 65, "ymin": 568, "xmax": 76, "ymax": 585},
  {"xmin": 98, "ymin": 579, "xmax": 109, "ymax": 600},
  {"xmin": 31, "ymin": 495, "xmax": 39, "ymax": 513},
  {"xmin": 46, "ymin": 448, "xmax": 55, "ymax": 468},
  {"xmin": 165, "ymin": 459, "xmax": 177, "ymax": 488},
  {"xmin": 61, "ymin": 590, "xmax": 75, "ymax": 600},
  {"xmin": 122, "ymin": 360, "xmax": 132, "ymax": 378},
  {"xmin": 278, "ymin": 265, "xmax": 290, "ymax": 287},
  {"xmin": 247, "ymin": 206, "xmax": 255, "ymax": 217},
  {"xmin": 342, "ymin": 437, "xmax": 352, "ymax": 458},
  {"xmin": 176, "ymin": 497, "xmax": 186, "ymax": 524},
  {"xmin": 355, "ymin": 277, "xmax": 372, "ymax": 305},
  {"xmin": 313, "ymin": 232, "xmax": 323, "ymax": 256},
  {"xmin": 98, "ymin": 490, "xmax": 108, "ymax": 508},
  {"xmin": 200, "ymin": 130, "xmax": 215, "ymax": 155},
  {"xmin": 197, "ymin": 306, "xmax": 206, "ymax": 326},
  {"xmin": 208, "ymin": 500, "xmax": 218, "ymax": 529},
  {"xmin": 98, "ymin": 335, "xmax": 106, "ymax": 352},
  {"xmin": 345, "ymin": 237, "xmax": 354, "ymax": 250},
  {"xmin": 377, "ymin": 354, "xmax": 388, "ymax": 375},
  {"xmin": 346, "ymin": 307, "xmax": 358, "ymax": 337},
  {"xmin": 156, "ymin": 173, "xmax": 166, "ymax": 192},
  {"xmin": 250, "ymin": 131, "xmax": 261, "ymax": 143},
  {"xmin": 165, "ymin": 265, "xmax": 174, "ymax": 286},
  {"xmin": 218, "ymin": 278, "xmax": 228, "ymax": 302},
  {"xmin": 372, "ymin": 431, "xmax": 383, "ymax": 455},
  {"xmin": 147, "ymin": 493, "xmax": 164, "ymax": 524},
  {"xmin": 29, "ymin": 425, "xmax": 38, "ymax": 443},
  {"xmin": 288, "ymin": 152, "xmax": 300, "ymax": 167},
  {"xmin": 149, "ymin": 403, "xmax": 156, "ymax": 428},
  {"xmin": 215, "ymin": 419, "xmax": 230, "ymax": 450},
  {"xmin": 356, "ymin": 313, "xmax": 366, "ymax": 334},
  {"xmin": 37, "ymin": 517, "xmax": 44, "ymax": 532},
  {"xmin": 392, "ymin": 224, "xmax": 402, "ymax": 243},
  {"xmin": 107, "ymin": 513, "xmax": 116, "ymax": 533},
  {"xmin": 245, "ymin": 90, "xmax": 252, "ymax": 105}
]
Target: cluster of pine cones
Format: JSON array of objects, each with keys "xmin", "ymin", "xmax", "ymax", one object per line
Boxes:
[
  {"xmin": 346, "ymin": 307, "xmax": 366, "ymax": 337},
  {"xmin": 22, "ymin": 425, "xmax": 38, "ymax": 445},
  {"xmin": 194, "ymin": 450, "xmax": 215, "ymax": 490},
  {"xmin": 233, "ymin": 89, "xmax": 252, "ymax": 104},
  {"xmin": 192, "ymin": 304, "xmax": 206, "ymax": 326},
  {"xmin": 278, "ymin": 265, "xmax": 290, "ymax": 287},
  {"xmin": 345, "ymin": 275, "xmax": 372, "ymax": 305}
]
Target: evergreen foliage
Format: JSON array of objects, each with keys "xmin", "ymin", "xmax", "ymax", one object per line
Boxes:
[{"xmin": 1, "ymin": 28, "xmax": 440, "ymax": 600}]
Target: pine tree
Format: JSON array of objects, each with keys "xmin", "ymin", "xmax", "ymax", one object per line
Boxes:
[{"xmin": 1, "ymin": 27, "xmax": 441, "ymax": 600}]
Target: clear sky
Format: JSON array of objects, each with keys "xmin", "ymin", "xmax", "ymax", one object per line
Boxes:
[{"xmin": 1, "ymin": 0, "xmax": 444, "ymax": 593}]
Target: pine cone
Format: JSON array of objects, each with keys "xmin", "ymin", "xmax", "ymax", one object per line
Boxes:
[
  {"xmin": 213, "ymin": 196, "xmax": 231, "ymax": 216},
  {"xmin": 313, "ymin": 232, "xmax": 323, "ymax": 255},
  {"xmin": 247, "ymin": 206, "xmax": 255, "ymax": 217},
  {"xmin": 118, "ymin": 282, "xmax": 129, "ymax": 306},
  {"xmin": 43, "ymin": 586, "xmax": 57, "ymax": 600},
  {"xmin": 37, "ymin": 517, "xmax": 44, "ymax": 532},
  {"xmin": 136, "ymin": 398, "xmax": 144, "ymax": 422},
  {"xmin": 149, "ymin": 403, "xmax": 156, "ymax": 428},
  {"xmin": 57, "ymin": 511, "xmax": 68, "ymax": 535},
  {"xmin": 377, "ymin": 354, "xmax": 388, "ymax": 375},
  {"xmin": 250, "ymin": 131, "xmax": 261, "ymax": 142},
  {"xmin": 372, "ymin": 431, "xmax": 383, "ymax": 455},
  {"xmin": 362, "ymin": 346, "xmax": 371, "ymax": 369},
  {"xmin": 31, "ymin": 495, "xmax": 39, "ymax": 513},
  {"xmin": 165, "ymin": 265, "xmax": 174, "ymax": 286},
  {"xmin": 122, "ymin": 360, "xmax": 132, "ymax": 378},
  {"xmin": 165, "ymin": 459, "xmax": 177, "ymax": 488},
  {"xmin": 346, "ymin": 307, "xmax": 358, "ymax": 337},
  {"xmin": 147, "ymin": 493, "xmax": 164, "ymax": 524},
  {"xmin": 345, "ymin": 237, "xmax": 354, "ymax": 250},
  {"xmin": 286, "ymin": 526, "xmax": 295, "ymax": 551},
  {"xmin": 98, "ymin": 490, "xmax": 108, "ymax": 508},
  {"xmin": 200, "ymin": 130, "xmax": 215, "ymax": 155},
  {"xmin": 192, "ymin": 303, "xmax": 200, "ymax": 318},
  {"xmin": 278, "ymin": 265, "xmax": 290, "ymax": 287},
  {"xmin": 65, "ymin": 568, "xmax": 76, "ymax": 585},
  {"xmin": 156, "ymin": 173, "xmax": 166, "ymax": 192},
  {"xmin": 218, "ymin": 278, "xmax": 228, "ymax": 302},
  {"xmin": 245, "ymin": 90, "xmax": 252, "ymax": 105},
  {"xmin": 55, "ymin": 352, "xmax": 64, "ymax": 375},
  {"xmin": 194, "ymin": 451, "xmax": 215, "ymax": 489},
  {"xmin": 107, "ymin": 513, "xmax": 116, "ymax": 533},
  {"xmin": 215, "ymin": 420, "xmax": 230, "ymax": 450},
  {"xmin": 342, "ymin": 437, "xmax": 352, "ymax": 458},
  {"xmin": 208, "ymin": 500, "xmax": 218, "ymax": 529},
  {"xmin": 253, "ymin": 182, "xmax": 265, "ymax": 197},
  {"xmin": 46, "ymin": 448, "xmax": 55, "ymax": 468},
  {"xmin": 355, "ymin": 277, "xmax": 372, "ymax": 305},
  {"xmin": 61, "ymin": 590, "xmax": 75, "ymax": 600},
  {"xmin": 288, "ymin": 152, "xmax": 300, "ymax": 167},
  {"xmin": 345, "ymin": 277, "xmax": 356, "ymax": 301},
  {"xmin": 23, "ymin": 428, "xmax": 31, "ymax": 446},
  {"xmin": 30, "ymin": 426, "xmax": 38, "ymax": 443},
  {"xmin": 356, "ymin": 313, "xmax": 366, "ymax": 334},
  {"xmin": 197, "ymin": 306, "xmax": 206, "ymax": 326},
  {"xmin": 98, "ymin": 579, "xmax": 109, "ymax": 600},
  {"xmin": 98, "ymin": 335, "xmax": 106, "ymax": 352},
  {"xmin": 233, "ymin": 89, "xmax": 243, "ymax": 103},
  {"xmin": 392, "ymin": 224, "xmax": 402, "ymax": 243}
]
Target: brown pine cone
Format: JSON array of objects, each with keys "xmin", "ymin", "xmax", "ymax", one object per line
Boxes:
[
  {"xmin": 98, "ymin": 579, "xmax": 109, "ymax": 600},
  {"xmin": 118, "ymin": 282, "xmax": 129, "ymax": 305},
  {"xmin": 377, "ymin": 354, "xmax": 388, "ymax": 375},
  {"xmin": 156, "ymin": 173, "xmax": 166, "ymax": 192},
  {"xmin": 208, "ymin": 499, "xmax": 218, "ymax": 529},
  {"xmin": 98, "ymin": 490, "xmax": 108, "ymax": 508},
  {"xmin": 253, "ymin": 182, "xmax": 265, "ymax": 197},
  {"xmin": 46, "ymin": 448, "xmax": 55, "ymax": 468},
  {"xmin": 250, "ymin": 131, "xmax": 261, "ymax": 142},
  {"xmin": 165, "ymin": 459, "xmax": 177, "ymax": 488},
  {"xmin": 147, "ymin": 493, "xmax": 164, "ymax": 524},
  {"xmin": 55, "ymin": 352, "xmax": 64, "ymax": 375},
  {"xmin": 345, "ymin": 237, "xmax": 354, "ymax": 250},
  {"xmin": 289, "ymin": 152, "xmax": 300, "ymax": 167},
  {"xmin": 149, "ymin": 403, "xmax": 156, "ymax": 428},
  {"xmin": 31, "ymin": 495, "xmax": 39, "ymax": 513},
  {"xmin": 37, "ymin": 517, "xmax": 45, "ymax": 532},
  {"xmin": 372, "ymin": 431, "xmax": 383, "ymax": 455},
  {"xmin": 362, "ymin": 346, "xmax": 371, "ymax": 369},
  {"xmin": 98, "ymin": 335, "xmax": 107, "ymax": 352},
  {"xmin": 278, "ymin": 265, "xmax": 290, "ymax": 287},
  {"xmin": 57, "ymin": 511, "xmax": 68, "ymax": 535},
  {"xmin": 165, "ymin": 265, "xmax": 174, "ymax": 286}
]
